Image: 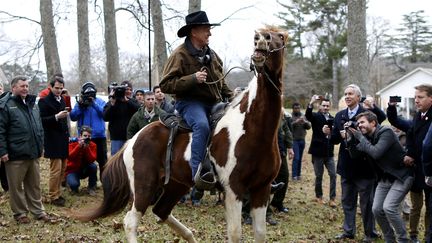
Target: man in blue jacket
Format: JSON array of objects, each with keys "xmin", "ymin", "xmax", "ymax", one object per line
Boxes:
[{"xmin": 70, "ymin": 82, "xmax": 107, "ymax": 180}]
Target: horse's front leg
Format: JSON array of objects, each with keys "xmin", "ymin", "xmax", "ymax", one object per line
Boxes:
[
  {"xmin": 124, "ymin": 206, "xmax": 142, "ymax": 243},
  {"xmin": 250, "ymin": 186, "xmax": 271, "ymax": 243},
  {"xmin": 225, "ymin": 186, "xmax": 243, "ymax": 243}
]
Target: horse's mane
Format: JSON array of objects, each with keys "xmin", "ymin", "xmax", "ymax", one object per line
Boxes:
[{"xmin": 257, "ymin": 25, "xmax": 289, "ymax": 45}]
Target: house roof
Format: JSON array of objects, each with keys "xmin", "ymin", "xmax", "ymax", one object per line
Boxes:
[{"xmin": 376, "ymin": 67, "xmax": 432, "ymax": 95}]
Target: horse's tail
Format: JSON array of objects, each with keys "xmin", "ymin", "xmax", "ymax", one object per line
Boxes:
[{"xmin": 73, "ymin": 145, "xmax": 131, "ymax": 221}]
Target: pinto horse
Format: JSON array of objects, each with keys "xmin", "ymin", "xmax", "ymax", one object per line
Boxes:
[{"xmin": 76, "ymin": 26, "xmax": 287, "ymax": 243}]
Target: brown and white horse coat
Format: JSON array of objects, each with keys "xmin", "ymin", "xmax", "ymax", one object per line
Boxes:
[{"xmin": 76, "ymin": 27, "xmax": 288, "ymax": 243}]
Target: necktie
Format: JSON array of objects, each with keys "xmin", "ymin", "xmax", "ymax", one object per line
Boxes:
[
  {"xmin": 421, "ymin": 114, "xmax": 425, "ymax": 120},
  {"xmin": 349, "ymin": 111, "xmax": 354, "ymax": 119}
]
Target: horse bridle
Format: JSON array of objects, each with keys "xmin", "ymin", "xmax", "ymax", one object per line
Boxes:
[{"xmin": 251, "ymin": 42, "xmax": 286, "ymax": 95}]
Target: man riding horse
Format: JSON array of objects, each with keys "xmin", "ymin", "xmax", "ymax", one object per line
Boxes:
[{"xmin": 160, "ymin": 11, "xmax": 233, "ymax": 189}]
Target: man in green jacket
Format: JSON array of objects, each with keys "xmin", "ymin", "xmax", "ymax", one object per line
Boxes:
[
  {"xmin": 127, "ymin": 91, "xmax": 165, "ymax": 139},
  {"xmin": 0, "ymin": 76, "xmax": 49, "ymax": 224}
]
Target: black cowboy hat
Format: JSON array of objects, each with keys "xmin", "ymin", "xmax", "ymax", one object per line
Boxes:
[{"xmin": 177, "ymin": 11, "xmax": 220, "ymax": 38}]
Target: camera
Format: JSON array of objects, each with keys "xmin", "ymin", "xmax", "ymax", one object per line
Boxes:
[
  {"xmin": 344, "ymin": 120, "xmax": 358, "ymax": 129},
  {"xmin": 109, "ymin": 82, "xmax": 128, "ymax": 99},
  {"xmin": 360, "ymin": 97, "xmax": 367, "ymax": 103},
  {"xmin": 389, "ymin": 96, "xmax": 402, "ymax": 103},
  {"xmin": 83, "ymin": 137, "xmax": 91, "ymax": 144}
]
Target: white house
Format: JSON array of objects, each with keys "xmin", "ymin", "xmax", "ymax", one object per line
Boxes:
[{"xmin": 376, "ymin": 67, "xmax": 432, "ymax": 119}]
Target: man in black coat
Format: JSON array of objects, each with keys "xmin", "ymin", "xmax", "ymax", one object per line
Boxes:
[
  {"xmin": 323, "ymin": 84, "xmax": 386, "ymax": 241},
  {"xmin": 306, "ymin": 95, "xmax": 336, "ymax": 207},
  {"xmin": 38, "ymin": 76, "xmax": 69, "ymax": 207},
  {"xmin": 404, "ymin": 84, "xmax": 432, "ymax": 242},
  {"xmin": 103, "ymin": 80, "xmax": 140, "ymax": 155}
]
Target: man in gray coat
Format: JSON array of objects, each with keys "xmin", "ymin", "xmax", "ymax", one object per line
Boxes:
[
  {"xmin": 0, "ymin": 76, "xmax": 49, "ymax": 223},
  {"xmin": 347, "ymin": 111, "xmax": 414, "ymax": 243}
]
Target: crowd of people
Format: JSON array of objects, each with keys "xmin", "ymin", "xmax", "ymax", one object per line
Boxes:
[{"xmin": 0, "ymin": 10, "xmax": 431, "ymax": 243}]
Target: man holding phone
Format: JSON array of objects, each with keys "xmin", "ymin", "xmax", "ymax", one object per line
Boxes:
[
  {"xmin": 38, "ymin": 75, "xmax": 69, "ymax": 207},
  {"xmin": 306, "ymin": 95, "xmax": 337, "ymax": 207}
]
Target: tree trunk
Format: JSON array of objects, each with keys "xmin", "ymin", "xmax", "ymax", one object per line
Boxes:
[
  {"xmin": 347, "ymin": 0, "xmax": 368, "ymax": 95},
  {"xmin": 332, "ymin": 58, "xmax": 338, "ymax": 109},
  {"xmin": 103, "ymin": 0, "xmax": 120, "ymax": 84},
  {"xmin": 151, "ymin": 0, "xmax": 167, "ymax": 85},
  {"xmin": 40, "ymin": 0, "xmax": 62, "ymax": 79},
  {"xmin": 188, "ymin": 0, "xmax": 201, "ymax": 13},
  {"xmin": 77, "ymin": 0, "xmax": 91, "ymax": 85}
]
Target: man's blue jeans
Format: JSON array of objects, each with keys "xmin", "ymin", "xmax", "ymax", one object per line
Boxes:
[
  {"xmin": 66, "ymin": 163, "xmax": 98, "ymax": 192},
  {"xmin": 111, "ymin": 140, "xmax": 126, "ymax": 156},
  {"xmin": 175, "ymin": 100, "xmax": 211, "ymax": 178},
  {"xmin": 373, "ymin": 176, "xmax": 413, "ymax": 243},
  {"xmin": 292, "ymin": 139, "xmax": 306, "ymax": 178}
]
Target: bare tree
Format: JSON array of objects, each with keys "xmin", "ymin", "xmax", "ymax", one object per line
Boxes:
[
  {"xmin": 77, "ymin": 0, "xmax": 91, "ymax": 84},
  {"xmin": 151, "ymin": 0, "xmax": 167, "ymax": 85},
  {"xmin": 347, "ymin": 0, "xmax": 368, "ymax": 94},
  {"xmin": 40, "ymin": 0, "xmax": 62, "ymax": 79},
  {"xmin": 103, "ymin": 0, "xmax": 120, "ymax": 83},
  {"xmin": 188, "ymin": 0, "xmax": 201, "ymax": 13}
]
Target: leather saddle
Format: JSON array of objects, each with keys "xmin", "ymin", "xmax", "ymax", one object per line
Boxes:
[{"xmin": 159, "ymin": 102, "xmax": 229, "ymax": 189}]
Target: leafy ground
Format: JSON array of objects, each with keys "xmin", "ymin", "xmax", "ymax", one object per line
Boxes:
[{"xmin": 0, "ymin": 142, "xmax": 425, "ymax": 242}]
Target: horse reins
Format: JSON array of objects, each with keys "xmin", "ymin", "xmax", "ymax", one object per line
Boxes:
[
  {"xmin": 202, "ymin": 41, "xmax": 286, "ymax": 96},
  {"xmin": 202, "ymin": 66, "xmax": 253, "ymax": 85}
]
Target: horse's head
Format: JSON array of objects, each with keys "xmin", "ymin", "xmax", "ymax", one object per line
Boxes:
[{"xmin": 251, "ymin": 26, "xmax": 288, "ymax": 73}]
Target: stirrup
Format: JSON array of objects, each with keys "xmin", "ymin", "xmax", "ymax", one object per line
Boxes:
[
  {"xmin": 194, "ymin": 164, "xmax": 216, "ymax": 191},
  {"xmin": 270, "ymin": 182, "xmax": 285, "ymax": 194}
]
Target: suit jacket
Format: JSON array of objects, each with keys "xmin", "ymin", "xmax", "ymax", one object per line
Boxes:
[
  {"xmin": 406, "ymin": 109, "xmax": 432, "ymax": 191},
  {"xmin": 330, "ymin": 105, "xmax": 386, "ymax": 179},
  {"xmin": 38, "ymin": 91, "xmax": 69, "ymax": 159},
  {"xmin": 305, "ymin": 106, "xmax": 334, "ymax": 157},
  {"xmin": 423, "ymin": 123, "xmax": 432, "ymax": 176}
]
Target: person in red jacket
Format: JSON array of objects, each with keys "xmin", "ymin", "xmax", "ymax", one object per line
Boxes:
[{"xmin": 65, "ymin": 125, "xmax": 97, "ymax": 196}]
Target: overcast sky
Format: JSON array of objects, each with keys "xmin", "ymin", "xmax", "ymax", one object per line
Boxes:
[{"xmin": 0, "ymin": 0, "xmax": 431, "ymax": 72}]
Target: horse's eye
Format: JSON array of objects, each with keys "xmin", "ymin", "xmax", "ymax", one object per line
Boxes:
[
  {"xmin": 264, "ymin": 34, "xmax": 271, "ymax": 40},
  {"xmin": 254, "ymin": 35, "xmax": 259, "ymax": 41}
]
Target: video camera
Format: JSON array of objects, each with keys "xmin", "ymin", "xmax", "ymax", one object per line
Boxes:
[
  {"xmin": 78, "ymin": 82, "xmax": 97, "ymax": 107},
  {"xmin": 109, "ymin": 82, "xmax": 128, "ymax": 99}
]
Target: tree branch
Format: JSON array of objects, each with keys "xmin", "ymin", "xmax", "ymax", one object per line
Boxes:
[{"xmin": 0, "ymin": 10, "xmax": 40, "ymax": 25}]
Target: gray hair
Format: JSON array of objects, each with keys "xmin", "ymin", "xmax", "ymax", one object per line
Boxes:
[{"xmin": 346, "ymin": 84, "xmax": 362, "ymax": 98}]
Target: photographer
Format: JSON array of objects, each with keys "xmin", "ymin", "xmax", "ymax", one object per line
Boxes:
[
  {"xmin": 346, "ymin": 111, "xmax": 413, "ymax": 243},
  {"xmin": 65, "ymin": 126, "xmax": 97, "ymax": 196},
  {"xmin": 103, "ymin": 80, "xmax": 140, "ymax": 155},
  {"xmin": 323, "ymin": 84, "xmax": 383, "ymax": 241},
  {"xmin": 70, "ymin": 82, "xmax": 107, "ymax": 181},
  {"xmin": 306, "ymin": 95, "xmax": 336, "ymax": 207}
]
